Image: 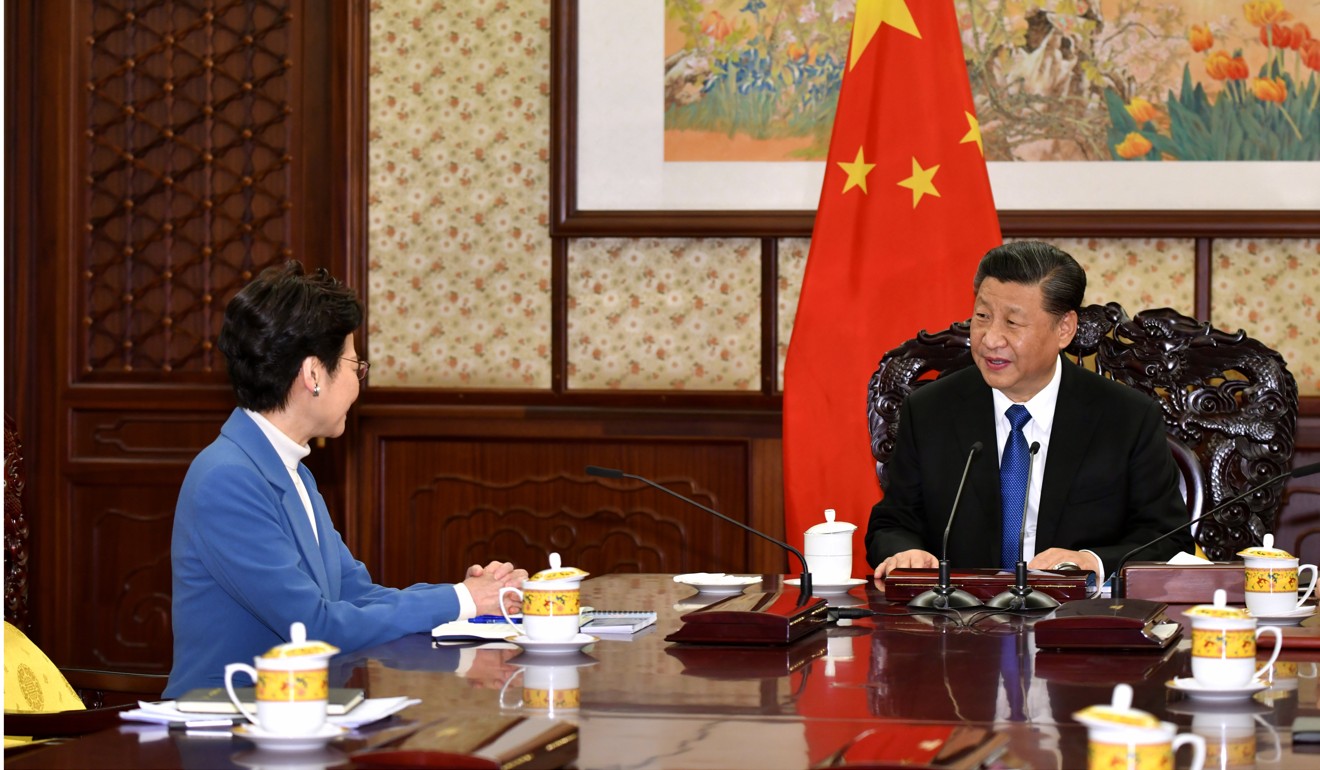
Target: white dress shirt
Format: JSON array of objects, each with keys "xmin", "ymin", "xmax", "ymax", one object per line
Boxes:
[{"xmin": 989, "ymin": 359, "xmax": 1105, "ymax": 578}]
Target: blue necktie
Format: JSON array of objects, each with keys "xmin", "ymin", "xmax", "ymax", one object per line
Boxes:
[{"xmin": 1000, "ymin": 405, "xmax": 1033, "ymax": 568}]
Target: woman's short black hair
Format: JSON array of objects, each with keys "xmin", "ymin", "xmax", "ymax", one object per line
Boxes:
[
  {"xmin": 973, "ymin": 240, "xmax": 1086, "ymax": 317},
  {"xmin": 217, "ymin": 261, "xmax": 363, "ymax": 412}
]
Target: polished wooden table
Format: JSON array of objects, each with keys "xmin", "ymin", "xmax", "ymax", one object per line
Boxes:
[{"xmin": 9, "ymin": 574, "xmax": 1320, "ymax": 768}]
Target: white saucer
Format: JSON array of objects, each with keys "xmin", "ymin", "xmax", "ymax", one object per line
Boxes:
[
  {"xmin": 785, "ymin": 577, "xmax": 867, "ymax": 594},
  {"xmin": 508, "ymin": 632, "xmax": 597, "ymax": 654},
  {"xmin": 232, "ymin": 722, "xmax": 347, "ymax": 752},
  {"xmin": 673, "ymin": 573, "xmax": 762, "ymax": 595},
  {"xmin": 1165, "ymin": 677, "xmax": 1268, "ymax": 701},
  {"xmin": 1248, "ymin": 604, "xmax": 1316, "ymax": 626}
]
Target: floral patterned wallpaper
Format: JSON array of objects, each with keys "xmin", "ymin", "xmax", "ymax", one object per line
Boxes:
[
  {"xmin": 1213, "ymin": 239, "xmax": 1320, "ymax": 395},
  {"xmin": 369, "ymin": 0, "xmax": 1317, "ymax": 397},
  {"xmin": 368, "ymin": 0, "xmax": 553, "ymax": 388},
  {"xmin": 567, "ymin": 238, "xmax": 761, "ymax": 390}
]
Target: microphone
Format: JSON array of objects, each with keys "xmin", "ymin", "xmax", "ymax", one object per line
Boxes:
[
  {"xmin": 1111, "ymin": 461, "xmax": 1320, "ymax": 598},
  {"xmin": 987, "ymin": 442, "xmax": 1058, "ymax": 610},
  {"xmin": 584, "ymin": 465, "xmax": 815, "ymax": 597},
  {"xmin": 908, "ymin": 442, "xmax": 984, "ymax": 610}
]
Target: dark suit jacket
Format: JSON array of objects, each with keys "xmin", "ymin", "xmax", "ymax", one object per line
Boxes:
[{"xmin": 864, "ymin": 360, "xmax": 1191, "ymax": 573}]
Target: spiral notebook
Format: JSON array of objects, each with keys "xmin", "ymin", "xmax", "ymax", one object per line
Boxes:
[{"xmin": 579, "ymin": 610, "xmax": 657, "ymax": 635}]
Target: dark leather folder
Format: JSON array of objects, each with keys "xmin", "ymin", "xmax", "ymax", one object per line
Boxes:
[
  {"xmin": 665, "ymin": 587, "xmax": 828, "ymax": 644},
  {"xmin": 1034, "ymin": 598, "xmax": 1181, "ymax": 651}
]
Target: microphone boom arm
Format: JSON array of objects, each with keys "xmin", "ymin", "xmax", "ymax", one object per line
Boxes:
[{"xmin": 585, "ymin": 465, "xmax": 813, "ymax": 596}]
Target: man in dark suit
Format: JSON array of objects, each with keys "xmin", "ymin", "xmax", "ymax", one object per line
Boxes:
[{"xmin": 866, "ymin": 241, "xmax": 1190, "ymax": 581}]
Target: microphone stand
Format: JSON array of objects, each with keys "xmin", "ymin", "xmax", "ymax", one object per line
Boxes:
[
  {"xmin": 584, "ymin": 465, "xmax": 814, "ymax": 599},
  {"xmin": 1111, "ymin": 461, "xmax": 1320, "ymax": 598},
  {"xmin": 987, "ymin": 443, "xmax": 1058, "ymax": 610},
  {"xmin": 909, "ymin": 443, "xmax": 984, "ymax": 610}
]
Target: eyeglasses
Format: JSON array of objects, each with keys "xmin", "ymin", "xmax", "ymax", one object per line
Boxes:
[{"xmin": 341, "ymin": 357, "xmax": 370, "ymax": 380}]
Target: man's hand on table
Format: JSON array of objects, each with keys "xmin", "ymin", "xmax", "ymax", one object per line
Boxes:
[
  {"xmin": 873, "ymin": 549, "xmax": 939, "ymax": 581},
  {"xmin": 1028, "ymin": 548, "xmax": 1099, "ymax": 576}
]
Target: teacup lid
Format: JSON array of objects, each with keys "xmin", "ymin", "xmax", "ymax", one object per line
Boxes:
[
  {"xmin": 1183, "ymin": 589, "xmax": 1252, "ymax": 621},
  {"xmin": 529, "ymin": 552, "xmax": 589, "ymax": 584},
  {"xmin": 1073, "ymin": 684, "xmax": 1161, "ymax": 730},
  {"xmin": 1237, "ymin": 533, "xmax": 1292, "ymax": 560},
  {"xmin": 805, "ymin": 508, "xmax": 857, "ymax": 535},
  {"xmin": 260, "ymin": 622, "xmax": 339, "ymax": 660}
]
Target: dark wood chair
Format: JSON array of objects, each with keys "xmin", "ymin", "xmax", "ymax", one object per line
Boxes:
[
  {"xmin": 4, "ymin": 415, "xmax": 168, "ymax": 751},
  {"xmin": 865, "ymin": 304, "xmax": 1299, "ymax": 561}
]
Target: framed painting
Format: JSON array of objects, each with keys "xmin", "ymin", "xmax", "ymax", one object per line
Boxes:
[{"xmin": 552, "ymin": 0, "xmax": 1320, "ymax": 237}]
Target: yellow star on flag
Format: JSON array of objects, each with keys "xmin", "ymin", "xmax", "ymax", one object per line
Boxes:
[
  {"xmin": 960, "ymin": 111, "xmax": 984, "ymax": 157},
  {"xmin": 849, "ymin": 0, "xmax": 922, "ymax": 70},
  {"xmin": 897, "ymin": 157, "xmax": 940, "ymax": 207},
  {"xmin": 837, "ymin": 146, "xmax": 876, "ymax": 194}
]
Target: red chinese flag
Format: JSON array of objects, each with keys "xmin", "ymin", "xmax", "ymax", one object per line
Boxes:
[{"xmin": 783, "ymin": 0, "xmax": 1001, "ymax": 578}]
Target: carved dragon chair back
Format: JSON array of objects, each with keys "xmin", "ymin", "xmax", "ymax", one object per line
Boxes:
[{"xmin": 866, "ymin": 303, "xmax": 1298, "ymax": 561}]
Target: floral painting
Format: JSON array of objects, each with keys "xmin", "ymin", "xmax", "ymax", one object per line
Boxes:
[{"xmin": 664, "ymin": 0, "xmax": 1320, "ymax": 162}]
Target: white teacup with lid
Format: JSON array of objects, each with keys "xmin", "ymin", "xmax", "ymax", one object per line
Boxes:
[
  {"xmin": 804, "ymin": 508, "xmax": 856, "ymax": 584},
  {"xmin": 223, "ymin": 621, "xmax": 339, "ymax": 736},
  {"xmin": 1237, "ymin": 533, "xmax": 1318, "ymax": 616},
  {"xmin": 500, "ymin": 552, "xmax": 589, "ymax": 642},
  {"xmin": 1074, "ymin": 683, "xmax": 1205, "ymax": 770},
  {"xmin": 1183, "ymin": 589, "xmax": 1283, "ymax": 689}
]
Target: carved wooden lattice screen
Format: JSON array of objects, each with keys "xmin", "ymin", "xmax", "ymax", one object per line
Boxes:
[{"xmin": 82, "ymin": 0, "xmax": 298, "ymax": 377}]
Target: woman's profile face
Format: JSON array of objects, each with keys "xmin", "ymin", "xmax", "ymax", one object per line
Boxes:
[{"xmin": 312, "ymin": 334, "xmax": 362, "ymax": 439}]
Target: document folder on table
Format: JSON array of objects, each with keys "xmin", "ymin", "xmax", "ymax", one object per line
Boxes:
[
  {"xmin": 1034, "ymin": 598, "xmax": 1181, "ymax": 651},
  {"xmin": 664, "ymin": 587, "xmax": 828, "ymax": 645},
  {"xmin": 351, "ymin": 715, "xmax": 577, "ymax": 770}
]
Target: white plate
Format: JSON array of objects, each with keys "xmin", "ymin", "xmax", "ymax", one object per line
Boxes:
[
  {"xmin": 1248, "ymin": 604, "xmax": 1316, "ymax": 626},
  {"xmin": 508, "ymin": 632, "xmax": 597, "ymax": 654},
  {"xmin": 672, "ymin": 573, "xmax": 762, "ymax": 595},
  {"xmin": 1165, "ymin": 677, "xmax": 1268, "ymax": 701},
  {"xmin": 785, "ymin": 577, "xmax": 868, "ymax": 594},
  {"xmin": 232, "ymin": 722, "xmax": 347, "ymax": 752}
]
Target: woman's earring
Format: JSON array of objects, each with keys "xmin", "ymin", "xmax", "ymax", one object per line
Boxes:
[{"xmin": 313, "ymin": 383, "xmax": 320, "ymax": 397}]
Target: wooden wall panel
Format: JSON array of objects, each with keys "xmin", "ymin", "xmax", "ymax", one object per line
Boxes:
[
  {"xmin": 69, "ymin": 481, "xmax": 174, "ymax": 670},
  {"xmin": 357, "ymin": 410, "xmax": 790, "ymax": 588}
]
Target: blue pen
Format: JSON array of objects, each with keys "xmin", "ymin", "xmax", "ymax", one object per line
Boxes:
[{"xmin": 471, "ymin": 614, "xmax": 518, "ymax": 624}]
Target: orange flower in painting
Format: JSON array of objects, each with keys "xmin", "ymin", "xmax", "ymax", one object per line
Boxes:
[
  {"xmin": 1125, "ymin": 97, "xmax": 1158, "ymax": 124},
  {"xmin": 1261, "ymin": 22, "xmax": 1312, "ymax": 49},
  {"xmin": 787, "ymin": 41, "xmax": 807, "ymax": 61},
  {"xmin": 701, "ymin": 10, "xmax": 732, "ymax": 43},
  {"xmin": 1251, "ymin": 76, "xmax": 1288, "ymax": 102},
  {"xmin": 1205, "ymin": 50, "xmax": 1249, "ymax": 80},
  {"xmin": 1189, "ymin": 24, "xmax": 1214, "ymax": 53},
  {"xmin": 1244, "ymin": 0, "xmax": 1293, "ymax": 27},
  {"xmin": 1115, "ymin": 132, "xmax": 1153, "ymax": 159},
  {"xmin": 1303, "ymin": 39, "xmax": 1320, "ymax": 71}
]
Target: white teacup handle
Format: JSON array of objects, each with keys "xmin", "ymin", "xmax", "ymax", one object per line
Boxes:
[
  {"xmin": 1253, "ymin": 713, "xmax": 1282, "ymax": 762},
  {"xmin": 497, "ymin": 667, "xmax": 525, "ymax": 710},
  {"xmin": 1296, "ymin": 564, "xmax": 1318, "ymax": 607},
  {"xmin": 1252, "ymin": 626, "xmax": 1284, "ymax": 681},
  {"xmin": 223, "ymin": 662, "xmax": 261, "ymax": 725},
  {"xmin": 1172, "ymin": 733, "xmax": 1206, "ymax": 770},
  {"xmin": 499, "ymin": 587, "xmax": 524, "ymax": 632}
]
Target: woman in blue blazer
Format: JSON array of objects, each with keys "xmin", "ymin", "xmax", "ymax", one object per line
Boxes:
[{"xmin": 165, "ymin": 262, "xmax": 527, "ymax": 697}]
